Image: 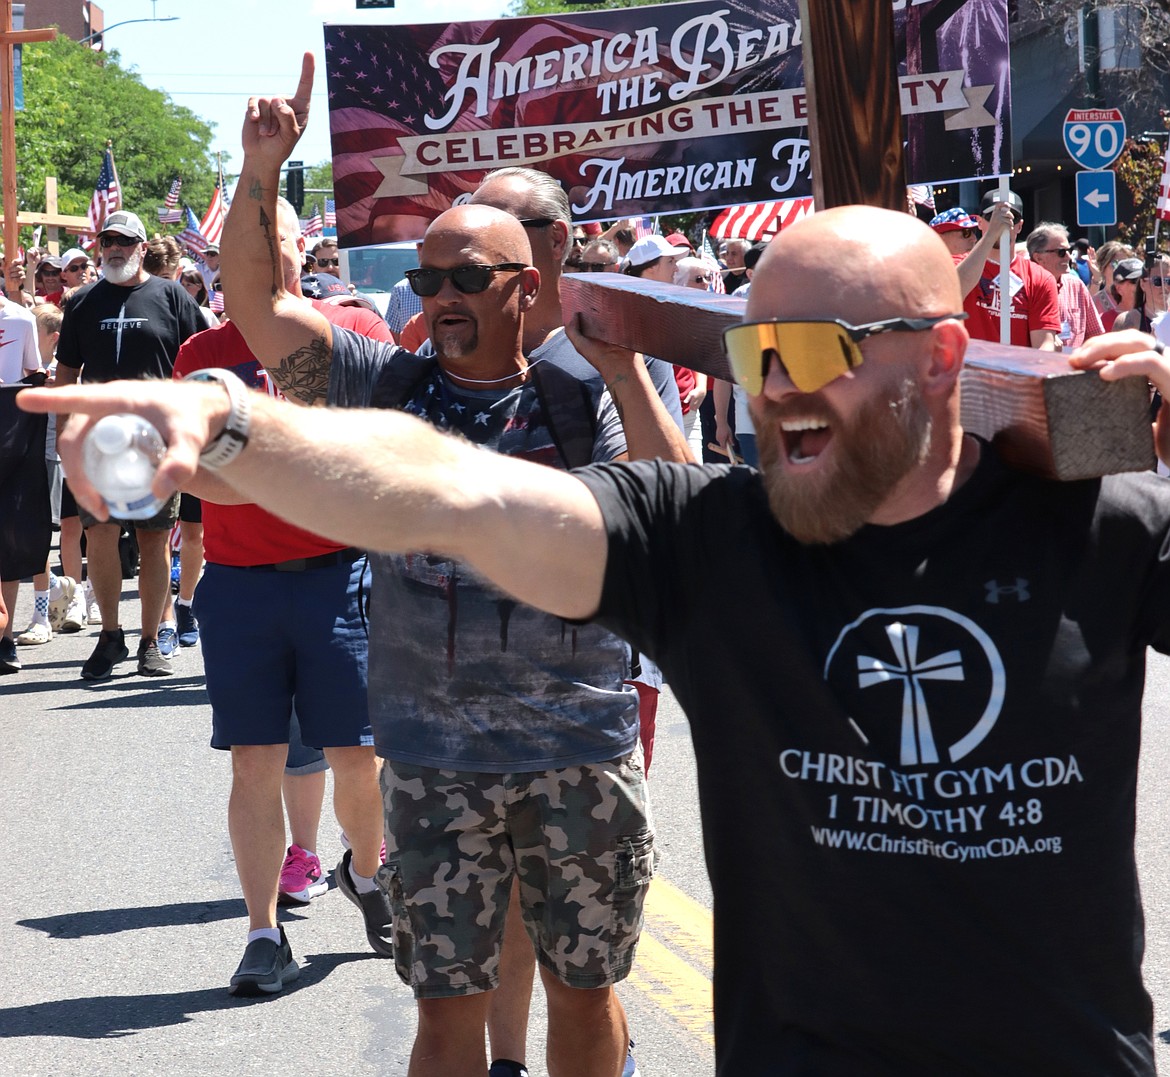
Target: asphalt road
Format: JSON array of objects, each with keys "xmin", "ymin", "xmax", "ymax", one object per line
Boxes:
[
  {"xmin": 0, "ymin": 583, "xmax": 712, "ymax": 1076},
  {"xmin": 4, "ymin": 581, "xmax": 1170, "ymax": 1074}
]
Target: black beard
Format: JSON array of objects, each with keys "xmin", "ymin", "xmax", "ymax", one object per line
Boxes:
[{"xmin": 756, "ymin": 376, "xmax": 932, "ymax": 545}]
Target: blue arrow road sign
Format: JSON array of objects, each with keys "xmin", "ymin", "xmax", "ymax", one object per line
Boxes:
[
  {"xmin": 1063, "ymin": 108, "xmax": 1126, "ymax": 170},
  {"xmin": 1076, "ymin": 170, "xmax": 1117, "ymax": 227}
]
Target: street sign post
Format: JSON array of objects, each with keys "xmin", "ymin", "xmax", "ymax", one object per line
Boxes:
[
  {"xmin": 1063, "ymin": 108, "xmax": 1126, "ymax": 171},
  {"xmin": 1076, "ymin": 169, "xmax": 1118, "ymax": 227}
]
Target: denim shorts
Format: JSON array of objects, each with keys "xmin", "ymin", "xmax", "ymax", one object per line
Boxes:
[
  {"xmin": 378, "ymin": 747, "xmax": 656, "ymax": 999},
  {"xmin": 197, "ymin": 555, "xmax": 373, "ymax": 750}
]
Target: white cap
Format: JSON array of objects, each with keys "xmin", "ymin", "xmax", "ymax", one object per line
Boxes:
[{"xmin": 626, "ymin": 234, "xmax": 688, "ymax": 269}]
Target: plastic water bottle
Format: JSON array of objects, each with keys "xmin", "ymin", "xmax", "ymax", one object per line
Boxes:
[{"xmin": 82, "ymin": 414, "xmax": 167, "ymax": 520}]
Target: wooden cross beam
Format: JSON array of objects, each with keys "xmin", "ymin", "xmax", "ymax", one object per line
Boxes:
[
  {"xmin": 0, "ymin": 0, "xmax": 56, "ymax": 268},
  {"xmin": 798, "ymin": 1, "xmax": 906, "ymax": 210}
]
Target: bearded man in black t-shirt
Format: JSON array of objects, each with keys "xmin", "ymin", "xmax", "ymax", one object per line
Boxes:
[
  {"xmin": 54, "ymin": 210, "xmax": 205, "ymax": 680},
  {"xmin": 30, "ymin": 66, "xmax": 1170, "ymax": 1077}
]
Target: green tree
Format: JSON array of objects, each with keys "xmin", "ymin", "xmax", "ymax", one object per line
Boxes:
[{"xmin": 9, "ymin": 35, "xmax": 216, "ymax": 241}]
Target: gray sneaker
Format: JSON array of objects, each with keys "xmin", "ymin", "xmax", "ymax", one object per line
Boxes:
[
  {"xmin": 137, "ymin": 639, "xmax": 173, "ymax": 677},
  {"xmin": 228, "ymin": 926, "xmax": 299, "ymax": 996},
  {"xmin": 335, "ymin": 848, "xmax": 394, "ymax": 957}
]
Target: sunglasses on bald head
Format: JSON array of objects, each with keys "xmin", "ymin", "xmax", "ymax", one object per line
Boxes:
[
  {"xmin": 722, "ymin": 313, "xmax": 968, "ymax": 395},
  {"xmin": 405, "ymin": 262, "xmax": 527, "ymax": 297}
]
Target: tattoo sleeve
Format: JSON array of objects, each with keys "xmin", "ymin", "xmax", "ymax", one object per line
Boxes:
[{"xmin": 270, "ymin": 335, "xmax": 332, "ymax": 406}]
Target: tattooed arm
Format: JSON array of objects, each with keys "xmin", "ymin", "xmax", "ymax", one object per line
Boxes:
[{"xmin": 220, "ymin": 54, "xmax": 336, "ymax": 406}]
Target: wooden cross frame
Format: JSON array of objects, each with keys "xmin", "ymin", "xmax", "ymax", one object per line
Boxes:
[
  {"xmin": 0, "ymin": 0, "xmax": 57, "ymax": 267},
  {"xmin": 560, "ymin": 2, "xmax": 1154, "ymax": 479}
]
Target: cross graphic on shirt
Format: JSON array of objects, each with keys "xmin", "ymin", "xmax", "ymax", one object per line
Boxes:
[
  {"xmin": 857, "ymin": 622, "xmax": 964, "ymax": 766},
  {"xmin": 99, "ymin": 304, "xmax": 148, "ymax": 366}
]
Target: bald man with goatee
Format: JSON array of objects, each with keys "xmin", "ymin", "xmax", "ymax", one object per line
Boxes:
[{"xmin": 31, "ymin": 67, "xmax": 1170, "ymax": 1077}]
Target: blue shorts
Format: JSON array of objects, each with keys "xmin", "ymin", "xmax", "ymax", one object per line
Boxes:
[
  {"xmin": 286, "ymin": 705, "xmax": 328, "ymax": 775},
  {"xmin": 196, "ymin": 555, "xmax": 373, "ymax": 750}
]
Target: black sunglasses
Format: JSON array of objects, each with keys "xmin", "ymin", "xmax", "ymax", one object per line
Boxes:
[
  {"xmin": 582, "ymin": 262, "xmax": 615, "ymax": 272},
  {"xmin": 99, "ymin": 234, "xmax": 140, "ymax": 248},
  {"xmin": 316, "ymin": 257, "xmax": 340, "ymax": 268},
  {"xmin": 1152, "ymin": 276, "xmax": 1170, "ymax": 287},
  {"xmin": 405, "ymin": 262, "xmax": 527, "ymax": 297},
  {"xmin": 1042, "ymin": 247, "xmax": 1071, "ymax": 256},
  {"xmin": 518, "ymin": 217, "xmax": 555, "ymax": 229}
]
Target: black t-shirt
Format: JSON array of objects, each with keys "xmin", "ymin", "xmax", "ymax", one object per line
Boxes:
[
  {"xmin": 575, "ymin": 445, "xmax": 1170, "ymax": 1076},
  {"xmin": 56, "ymin": 276, "xmax": 205, "ymax": 382}
]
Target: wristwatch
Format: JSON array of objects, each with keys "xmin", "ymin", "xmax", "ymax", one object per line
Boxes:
[{"xmin": 182, "ymin": 368, "xmax": 252, "ymax": 470}]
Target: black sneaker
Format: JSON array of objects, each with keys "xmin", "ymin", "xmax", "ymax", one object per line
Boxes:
[
  {"xmin": 335, "ymin": 848, "xmax": 394, "ymax": 957},
  {"xmin": 228, "ymin": 926, "xmax": 300, "ymax": 996},
  {"xmin": 137, "ymin": 638, "xmax": 173, "ymax": 677},
  {"xmin": 81, "ymin": 629, "xmax": 129, "ymax": 681},
  {"xmin": 176, "ymin": 603, "xmax": 200, "ymax": 647},
  {"xmin": 0, "ymin": 637, "xmax": 21, "ymax": 674}
]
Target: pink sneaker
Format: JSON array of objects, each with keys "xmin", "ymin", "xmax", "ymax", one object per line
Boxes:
[{"xmin": 278, "ymin": 844, "xmax": 329, "ymax": 906}]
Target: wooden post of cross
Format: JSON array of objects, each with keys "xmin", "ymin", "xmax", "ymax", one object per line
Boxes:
[
  {"xmin": 0, "ymin": 0, "xmax": 56, "ymax": 274},
  {"xmin": 797, "ymin": 0, "xmax": 907, "ymax": 211}
]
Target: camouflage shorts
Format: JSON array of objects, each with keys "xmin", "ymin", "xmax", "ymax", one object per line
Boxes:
[{"xmin": 377, "ymin": 747, "xmax": 656, "ymax": 999}]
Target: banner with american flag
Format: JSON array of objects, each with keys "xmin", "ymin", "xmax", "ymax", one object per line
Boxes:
[
  {"xmin": 178, "ymin": 206, "xmax": 209, "ymax": 253},
  {"xmin": 324, "ymin": 0, "xmax": 1009, "ymax": 247},
  {"xmin": 83, "ymin": 147, "xmax": 121, "ymax": 250},
  {"xmin": 157, "ymin": 178, "xmax": 183, "ymax": 223},
  {"xmin": 1157, "ymin": 144, "xmax": 1170, "ymax": 224}
]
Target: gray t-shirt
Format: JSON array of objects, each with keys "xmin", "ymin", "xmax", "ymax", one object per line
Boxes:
[{"xmin": 328, "ymin": 327, "xmax": 639, "ymax": 771}]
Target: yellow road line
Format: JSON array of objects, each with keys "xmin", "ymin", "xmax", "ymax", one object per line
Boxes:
[
  {"xmin": 643, "ymin": 878, "xmax": 713, "ymax": 971},
  {"xmin": 627, "ymin": 878, "xmax": 715, "ymax": 1046},
  {"xmin": 628, "ymin": 933, "xmax": 715, "ymax": 1047}
]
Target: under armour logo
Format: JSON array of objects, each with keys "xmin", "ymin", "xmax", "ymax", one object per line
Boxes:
[
  {"xmin": 857, "ymin": 622, "xmax": 964, "ymax": 766},
  {"xmin": 984, "ymin": 579, "xmax": 1030, "ymax": 604}
]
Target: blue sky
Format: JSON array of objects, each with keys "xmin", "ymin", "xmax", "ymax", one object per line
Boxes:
[{"xmin": 95, "ymin": 0, "xmax": 509, "ymax": 175}]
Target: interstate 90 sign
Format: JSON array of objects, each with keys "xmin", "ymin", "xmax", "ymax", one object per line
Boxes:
[{"xmin": 1063, "ymin": 108, "xmax": 1126, "ymax": 171}]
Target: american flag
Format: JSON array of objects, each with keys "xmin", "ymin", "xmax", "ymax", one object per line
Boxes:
[
  {"xmin": 700, "ymin": 233, "xmax": 726, "ymax": 294},
  {"xmin": 83, "ymin": 147, "xmax": 121, "ymax": 250},
  {"xmin": 908, "ymin": 184, "xmax": 936, "ymax": 212},
  {"xmin": 1158, "ymin": 144, "xmax": 1170, "ymax": 224},
  {"xmin": 200, "ymin": 175, "xmax": 226, "ymax": 247},
  {"xmin": 324, "ymin": 198, "xmax": 336, "ymax": 229},
  {"xmin": 178, "ymin": 206, "xmax": 209, "ymax": 253},
  {"xmin": 709, "ymin": 198, "xmax": 815, "ymax": 242},
  {"xmin": 632, "ymin": 217, "xmax": 658, "ymax": 240},
  {"xmin": 209, "ymin": 286, "xmax": 225, "ymax": 313},
  {"xmin": 302, "ymin": 204, "xmax": 323, "ymax": 236},
  {"xmin": 157, "ymin": 177, "xmax": 183, "ymax": 223}
]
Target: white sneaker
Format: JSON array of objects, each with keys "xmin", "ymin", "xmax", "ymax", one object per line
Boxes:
[
  {"xmin": 87, "ymin": 594, "xmax": 102, "ymax": 626},
  {"xmin": 61, "ymin": 591, "xmax": 87, "ymax": 633},
  {"xmin": 16, "ymin": 621, "xmax": 51, "ymax": 646},
  {"xmin": 47, "ymin": 576, "xmax": 76, "ymax": 631}
]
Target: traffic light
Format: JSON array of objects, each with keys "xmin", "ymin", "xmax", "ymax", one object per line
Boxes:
[{"xmin": 286, "ymin": 160, "xmax": 304, "ymax": 214}]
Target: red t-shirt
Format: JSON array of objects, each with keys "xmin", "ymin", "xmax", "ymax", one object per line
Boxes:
[
  {"xmin": 957, "ymin": 254, "xmax": 1060, "ymax": 348},
  {"xmin": 172, "ymin": 300, "xmax": 393, "ymax": 566}
]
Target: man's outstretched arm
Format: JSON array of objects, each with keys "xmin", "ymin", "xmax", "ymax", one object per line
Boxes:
[
  {"xmin": 223, "ymin": 53, "xmax": 336, "ymax": 405},
  {"xmin": 19, "ymin": 381, "xmax": 610, "ymax": 621}
]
